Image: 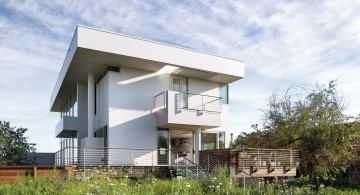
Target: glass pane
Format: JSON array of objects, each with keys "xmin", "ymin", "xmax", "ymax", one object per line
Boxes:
[
  {"xmin": 201, "ymin": 133, "xmax": 216, "ymax": 150},
  {"xmin": 182, "ymin": 78, "xmax": 188, "ymax": 93},
  {"xmin": 158, "ymin": 130, "xmax": 169, "ymax": 165},
  {"xmin": 219, "ymin": 132, "xmax": 225, "ymax": 149},
  {"xmin": 172, "ymin": 78, "xmax": 181, "ymax": 92},
  {"xmin": 219, "ymin": 84, "xmax": 229, "ymax": 104}
]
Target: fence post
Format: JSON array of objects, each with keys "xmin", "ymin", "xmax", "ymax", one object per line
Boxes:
[
  {"xmin": 242, "ymin": 147, "xmax": 245, "ymax": 189},
  {"xmin": 83, "ymin": 147, "xmax": 86, "ymax": 174},
  {"xmin": 290, "ymin": 150, "xmax": 293, "ymax": 170},
  {"xmin": 196, "ymin": 166, "xmax": 199, "ymax": 180},
  {"xmin": 207, "ymin": 153, "xmax": 210, "ymax": 172},
  {"xmin": 33, "ymin": 166, "xmax": 37, "ymax": 179},
  {"xmin": 176, "ymin": 153, "xmax": 179, "ymax": 176},
  {"xmin": 274, "ymin": 150, "xmax": 277, "ymax": 171},
  {"xmin": 107, "ymin": 147, "xmax": 110, "ymax": 171}
]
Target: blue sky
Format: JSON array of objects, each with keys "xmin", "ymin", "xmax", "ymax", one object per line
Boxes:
[{"xmin": 1, "ymin": 0, "xmax": 360, "ymax": 152}]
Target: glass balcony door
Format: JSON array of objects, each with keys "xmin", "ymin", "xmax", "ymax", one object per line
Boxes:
[{"xmin": 172, "ymin": 77, "xmax": 188, "ymax": 108}]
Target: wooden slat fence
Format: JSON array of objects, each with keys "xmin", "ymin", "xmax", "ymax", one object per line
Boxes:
[{"xmin": 0, "ymin": 166, "xmax": 73, "ymax": 183}]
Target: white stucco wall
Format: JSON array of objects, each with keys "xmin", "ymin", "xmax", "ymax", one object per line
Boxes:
[
  {"xmin": 188, "ymin": 78, "xmax": 219, "ymax": 97},
  {"xmin": 108, "ymin": 68, "xmax": 170, "ymax": 150},
  {"xmin": 95, "ymin": 73, "xmax": 109, "ymax": 131},
  {"xmin": 77, "ymin": 82, "xmax": 88, "ymax": 147}
]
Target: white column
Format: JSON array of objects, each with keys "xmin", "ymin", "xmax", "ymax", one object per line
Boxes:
[
  {"xmin": 195, "ymin": 127, "xmax": 201, "ymax": 165},
  {"xmin": 88, "ymin": 73, "xmax": 95, "ymax": 138}
]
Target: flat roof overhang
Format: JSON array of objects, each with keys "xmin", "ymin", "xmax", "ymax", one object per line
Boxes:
[{"xmin": 50, "ymin": 26, "xmax": 245, "ymax": 112}]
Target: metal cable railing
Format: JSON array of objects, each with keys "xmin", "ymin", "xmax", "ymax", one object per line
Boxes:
[
  {"xmin": 153, "ymin": 91, "xmax": 222, "ymax": 113},
  {"xmin": 55, "ymin": 147, "xmax": 170, "ymax": 167},
  {"xmin": 170, "ymin": 152, "xmax": 203, "ymax": 180},
  {"xmin": 154, "ymin": 92, "xmax": 166, "ymax": 112},
  {"xmin": 199, "ymin": 152, "xmax": 225, "ymax": 173},
  {"xmin": 177, "ymin": 92, "xmax": 222, "ymax": 113}
]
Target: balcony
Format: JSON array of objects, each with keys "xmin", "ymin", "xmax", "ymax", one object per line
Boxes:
[
  {"xmin": 55, "ymin": 116, "xmax": 78, "ymax": 138},
  {"xmin": 153, "ymin": 91, "xmax": 222, "ymax": 129}
]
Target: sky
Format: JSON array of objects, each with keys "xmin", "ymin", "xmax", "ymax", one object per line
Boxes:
[{"xmin": 0, "ymin": 0, "xmax": 360, "ymax": 152}]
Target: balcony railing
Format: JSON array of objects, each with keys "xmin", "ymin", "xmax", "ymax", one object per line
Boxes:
[{"xmin": 153, "ymin": 91, "xmax": 222, "ymax": 113}]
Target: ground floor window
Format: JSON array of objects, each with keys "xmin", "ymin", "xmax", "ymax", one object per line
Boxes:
[
  {"xmin": 201, "ymin": 132, "xmax": 226, "ymax": 150},
  {"xmin": 201, "ymin": 133, "xmax": 216, "ymax": 150},
  {"xmin": 158, "ymin": 129, "xmax": 169, "ymax": 165},
  {"xmin": 219, "ymin": 132, "xmax": 225, "ymax": 149}
]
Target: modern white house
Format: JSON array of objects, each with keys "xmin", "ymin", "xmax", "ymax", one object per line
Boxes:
[{"xmin": 51, "ymin": 25, "xmax": 244, "ymax": 169}]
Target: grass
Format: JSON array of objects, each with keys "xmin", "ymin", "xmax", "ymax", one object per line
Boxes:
[{"xmin": 0, "ymin": 166, "xmax": 359, "ymax": 194}]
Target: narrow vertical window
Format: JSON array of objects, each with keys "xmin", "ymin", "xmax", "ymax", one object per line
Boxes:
[{"xmin": 219, "ymin": 84, "xmax": 229, "ymax": 104}]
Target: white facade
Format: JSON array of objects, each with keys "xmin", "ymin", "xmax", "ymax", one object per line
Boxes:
[{"xmin": 51, "ymin": 25, "xmax": 244, "ymax": 165}]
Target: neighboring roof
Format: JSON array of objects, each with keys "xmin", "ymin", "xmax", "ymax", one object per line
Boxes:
[{"xmin": 50, "ymin": 25, "xmax": 245, "ymax": 112}]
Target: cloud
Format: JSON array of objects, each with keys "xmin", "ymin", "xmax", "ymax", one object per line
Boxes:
[{"xmin": 1, "ymin": 0, "xmax": 359, "ymax": 151}]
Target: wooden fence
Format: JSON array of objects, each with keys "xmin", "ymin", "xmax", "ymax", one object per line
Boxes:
[
  {"xmin": 200, "ymin": 148, "xmax": 299, "ymax": 178},
  {"xmin": 0, "ymin": 166, "xmax": 73, "ymax": 183}
]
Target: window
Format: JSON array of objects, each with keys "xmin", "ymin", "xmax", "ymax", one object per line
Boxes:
[
  {"xmin": 157, "ymin": 129, "xmax": 169, "ymax": 165},
  {"xmin": 171, "ymin": 77, "xmax": 188, "ymax": 93},
  {"xmin": 201, "ymin": 133, "xmax": 216, "ymax": 150},
  {"xmin": 172, "ymin": 77, "xmax": 188, "ymax": 108},
  {"xmin": 219, "ymin": 132, "xmax": 225, "ymax": 149},
  {"xmin": 219, "ymin": 84, "xmax": 229, "ymax": 104},
  {"xmin": 60, "ymin": 86, "xmax": 78, "ymax": 118}
]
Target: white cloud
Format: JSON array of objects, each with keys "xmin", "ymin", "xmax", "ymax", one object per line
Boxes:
[{"xmin": 1, "ymin": 0, "xmax": 359, "ymax": 151}]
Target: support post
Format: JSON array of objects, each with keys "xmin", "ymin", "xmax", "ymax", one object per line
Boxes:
[
  {"xmin": 195, "ymin": 127, "xmax": 201, "ymax": 165},
  {"xmin": 88, "ymin": 73, "xmax": 95, "ymax": 138},
  {"xmin": 33, "ymin": 166, "xmax": 37, "ymax": 179}
]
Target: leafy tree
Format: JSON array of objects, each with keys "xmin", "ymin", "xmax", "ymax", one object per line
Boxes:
[
  {"xmin": 232, "ymin": 81, "xmax": 360, "ymax": 191},
  {"xmin": 0, "ymin": 121, "xmax": 36, "ymax": 165}
]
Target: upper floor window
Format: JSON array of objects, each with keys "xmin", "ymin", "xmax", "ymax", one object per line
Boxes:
[
  {"xmin": 219, "ymin": 84, "xmax": 229, "ymax": 104},
  {"xmin": 171, "ymin": 77, "xmax": 188, "ymax": 93},
  {"xmin": 60, "ymin": 86, "xmax": 78, "ymax": 118}
]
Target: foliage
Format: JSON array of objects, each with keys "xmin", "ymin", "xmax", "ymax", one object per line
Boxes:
[
  {"xmin": 0, "ymin": 121, "xmax": 36, "ymax": 165},
  {"xmin": 0, "ymin": 170, "xmax": 359, "ymax": 195},
  {"xmin": 232, "ymin": 81, "xmax": 360, "ymax": 191}
]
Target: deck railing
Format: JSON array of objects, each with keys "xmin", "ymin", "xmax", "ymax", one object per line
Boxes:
[
  {"xmin": 153, "ymin": 90, "xmax": 222, "ymax": 113},
  {"xmin": 55, "ymin": 147, "xmax": 170, "ymax": 167}
]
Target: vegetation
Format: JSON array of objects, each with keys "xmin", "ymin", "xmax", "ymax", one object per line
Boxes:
[
  {"xmin": 0, "ymin": 121, "xmax": 36, "ymax": 165},
  {"xmin": 232, "ymin": 81, "xmax": 360, "ymax": 191},
  {"xmin": 0, "ymin": 166, "xmax": 359, "ymax": 194}
]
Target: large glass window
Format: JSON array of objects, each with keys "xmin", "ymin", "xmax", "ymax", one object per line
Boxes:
[
  {"xmin": 61, "ymin": 86, "xmax": 78, "ymax": 118},
  {"xmin": 201, "ymin": 133, "xmax": 216, "ymax": 150},
  {"xmin": 219, "ymin": 84, "xmax": 229, "ymax": 104},
  {"xmin": 157, "ymin": 129, "xmax": 169, "ymax": 165}
]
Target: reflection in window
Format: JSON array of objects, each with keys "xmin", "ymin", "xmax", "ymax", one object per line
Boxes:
[
  {"xmin": 219, "ymin": 132, "xmax": 225, "ymax": 149},
  {"xmin": 61, "ymin": 86, "xmax": 78, "ymax": 118},
  {"xmin": 219, "ymin": 84, "xmax": 229, "ymax": 104},
  {"xmin": 201, "ymin": 133, "xmax": 216, "ymax": 150},
  {"xmin": 158, "ymin": 129, "xmax": 169, "ymax": 165}
]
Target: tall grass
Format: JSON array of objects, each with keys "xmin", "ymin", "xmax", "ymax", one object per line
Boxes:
[{"xmin": 0, "ymin": 166, "xmax": 359, "ymax": 194}]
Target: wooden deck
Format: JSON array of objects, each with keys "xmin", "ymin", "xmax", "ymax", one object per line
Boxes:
[{"xmin": 200, "ymin": 148, "xmax": 299, "ymax": 178}]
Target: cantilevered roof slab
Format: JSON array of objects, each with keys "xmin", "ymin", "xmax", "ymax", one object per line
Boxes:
[{"xmin": 50, "ymin": 25, "xmax": 245, "ymax": 112}]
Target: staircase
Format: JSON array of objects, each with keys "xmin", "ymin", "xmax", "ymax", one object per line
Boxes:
[{"xmin": 169, "ymin": 152, "xmax": 225, "ymax": 180}]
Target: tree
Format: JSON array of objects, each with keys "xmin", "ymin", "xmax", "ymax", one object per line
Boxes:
[
  {"xmin": 232, "ymin": 81, "xmax": 360, "ymax": 191},
  {"xmin": 0, "ymin": 121, "xmax": 36, "ymax": 165}
]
